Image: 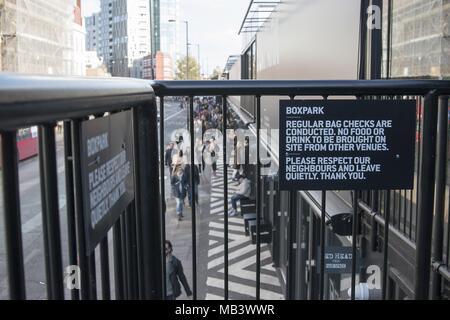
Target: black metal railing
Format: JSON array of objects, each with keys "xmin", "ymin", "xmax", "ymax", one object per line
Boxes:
[
  {"xmin": 1, "ymin": 75, "xmax": 450, "ymax": 300},
  {"xmin": 152, "ymin": 79, "xmax": 450, "ymax": 300},
  {"xmin": 0, "ymin": 74, "xmax": 161, "ymax": 300}
]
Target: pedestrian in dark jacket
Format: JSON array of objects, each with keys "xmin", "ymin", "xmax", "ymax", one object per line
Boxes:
[
  {"xmin": 165, "ymin": 240, "xmax": 192, "ymax": 300},
  {"xmin": 165, "ymin": 142, "xmax": 175, "ymax": 176},
  {"xmin": 184, "ymin": 164, "xmax": 200, "ymax": 207},
  {"xmin": 171, "ymin": 164, "xmax": 188, "ymax": 220}
]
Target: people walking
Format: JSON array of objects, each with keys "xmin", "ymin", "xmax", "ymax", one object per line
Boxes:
[
  {"xmin": 165, "ymin": 142, "xmax": 175, "ymax": 177},
  {"xmin": 171, "ymin": 163, "xmax": 187, "ymax": 221},
  {"xmin": 184, "ymin": 163, "xmax": 200, "ymax": 207},
  {"xmin": 165, "ymin": 240, "xmax": 192, "ymax": 300}
]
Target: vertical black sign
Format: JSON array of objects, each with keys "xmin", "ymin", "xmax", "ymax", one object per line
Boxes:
[
  {"xmin": 279, "ymin": 100, "xmax": 416, "ymax": 190},
  {"xmin": 80, "ymin": 111, "xmax": 135, "ymax": 255}
]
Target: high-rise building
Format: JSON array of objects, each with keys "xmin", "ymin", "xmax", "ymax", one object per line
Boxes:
[
  {"xmin": 150, "ymin": 0, "xmax": 181, "ymax": 79},
  {"xmin": 85, "ymin": 13, "xmax": 102, "ymax": 54},
  {"xmin": 85, "ymin": 0, "xmax": 150, "ymax": 77},
  {"xmin": 0, "ymin": 0, "xmax": 85, "ymax": 75}
]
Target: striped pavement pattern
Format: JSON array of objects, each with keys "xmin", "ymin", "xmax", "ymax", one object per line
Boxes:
[{"xmin": 204, "ymin": 154, "xmax": 284, "ymax": 300}]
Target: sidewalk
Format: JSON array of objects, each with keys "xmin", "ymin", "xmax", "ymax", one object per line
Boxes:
[{"xmin": 164, "ymin": 153, "xmax": 284, "ymax": 300}]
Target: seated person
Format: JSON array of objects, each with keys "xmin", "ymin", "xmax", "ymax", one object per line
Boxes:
[{"xmin": 228, "ymin": 175, "xmax": 251, "ymax": 216}]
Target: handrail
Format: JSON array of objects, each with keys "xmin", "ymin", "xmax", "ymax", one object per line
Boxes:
[
  {"xmin": 0, "ymin": 74, "xmax": 154, "ymax": 130},
  {"xmin": 151, "ymin": 79, "xmax": 450, "ymax": 96}
]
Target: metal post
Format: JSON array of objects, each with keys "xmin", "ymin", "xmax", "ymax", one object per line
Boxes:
[
  {"xmin": 386, "ymin": 0, "xmax": 392, "ymax": 79},
  {"xmin": 88, "ymin": 252, "xmax": 97, "ymax": 300},
  {"xmin": 319, "ymin": 190, "xmax": 326, "ymax": 300},
  {"xmin": 38, "ymin": 124, "xmax": 64, "ymax": 300},
  {"xmin": 382, "ymin": 190, "xmax": 391, "ymax": 300},
  {"xmin": 120, "ymin": 214, "xmax": 128, "ymax": 299},
  {"xmin": 415, "ymin": 91, "xmax": 439, "ymax": 299},
  {"xmin": 63, "ymin": 121, "xmax": 80, "ymax": 300},
  {"xmin": 358, "ymin": 0, "xmax": 369, "ymax": 79},
  {"xmin": 431, "ymin": 96, "xmax": 448, "ymax": 299},
  {"xmin": 71, "ymin": 119, "xmax": 91, "ymax": 300},
  {"xmin": 370, "ymin": 0, "xmax": 383, "ymax": 80},
  {"xmin": 113, "ymin": 221, "xmax": 124, "ymax": 300},
  {"xmin": 222, "ymin": 96, "xmax": 229, "ymax": 300},
  {"xmin": 189, "ymin": 96, "xmax": 197, "ymax": 300},
  {"xmin": 158, "ymin": 96, "xmax": 167, "ymax": 299},
  {"xmin": 351, "ymin": 190, "xmax": 359, "ymax": 300},
  {"xmin": 133, "ymin": 98, "xmax": 163, "ymax": 299},
  {"xmin": 287, "ymin": 191, "xmax": 297, "ymax": 300},
  {"xmin": 1, "ymin": 131, "xmax": 26, "ymax": 300},
  {"xmin": 125, "ymin": 206, "xmax": 135, "ymax": 299},
  {"xmin": 100, "ymin": 237, "xmax": 111, "ymax": 300},
  {"xmin": 256, "ymin": 95, "xmax": 261, "ymax": 300}
]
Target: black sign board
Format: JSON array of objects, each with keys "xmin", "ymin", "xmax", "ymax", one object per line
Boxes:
[
  {"xmin": 316, "ymin": 247, "xmax": 360, "ymax": 274},
  {"xmin": 279, "ymin": 100, "xmax": 416, "ymax": 190},
  {"xmin": 80, "ymin": 111, "xmax": 135, "ymax": 255}
]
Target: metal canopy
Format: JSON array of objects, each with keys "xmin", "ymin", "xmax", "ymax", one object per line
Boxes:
[
  {"xmin": 222, "ymin": 55, "xmax": 240, "ymax": 75},
  {"xmin": 238, "ymin": 0, "xmax": 280, "ymax": 35}
]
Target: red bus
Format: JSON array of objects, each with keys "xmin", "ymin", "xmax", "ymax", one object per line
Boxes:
[{"xmin": 17, "ymin": 126, "xmax": 38, "ymax": 161}]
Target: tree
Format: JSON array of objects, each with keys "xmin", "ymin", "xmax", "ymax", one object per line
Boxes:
[
  {"xmin": 175, "ymin": 56, "xmax": 201, "ymax": 80},
  {"xmin": 209, "ymin": 67, "xmax": 223, "ymax": 80}
]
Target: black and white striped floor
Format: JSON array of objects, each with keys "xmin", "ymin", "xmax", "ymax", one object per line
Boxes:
[{"xmin": 204, "ymin": 157, "xmax": 283, "ymax": 300}]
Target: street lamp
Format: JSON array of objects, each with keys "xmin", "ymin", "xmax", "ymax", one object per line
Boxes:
[{"xmin": 168, "ymin": 19, "xmax": 189, "ymax": 80}]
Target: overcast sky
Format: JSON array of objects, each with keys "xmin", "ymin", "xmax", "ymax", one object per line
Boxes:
[{"xmin": 81, "ymin": 0, "xmax": 249, "ymax": 75}]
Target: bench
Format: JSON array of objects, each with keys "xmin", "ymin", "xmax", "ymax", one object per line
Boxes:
[
  {"xmin": 243, "ymin": 213, "xmax": 257, "ymax": 236},
  {"xmin": 239, "ymin": 198, "xmax": 256, "ymax": 215},
  {"xmin": 248, "ymin": 220, "xmax": 272, "ymax": 244}
]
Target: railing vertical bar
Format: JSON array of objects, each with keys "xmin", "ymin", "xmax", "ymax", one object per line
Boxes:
[
  {"xmin": 158, "ymin": 96, "xmax": 167, "ymax": 299},
  {"xmin": 133, "ymin": 99, "xmax": 163, "ymax": 299},
  {"xmin": 1, "ymin": 131, "xmax": 26, "ymax": 300},
  {"xmin": 319, "ymin": 190, "xmax": 326, "ymax": 300},
  {"xmin": 125, "ymin": 206, "xmax": 135, "ymax": 299},
  {"xmin": 447, "ymin": 190, "xmax": 450, "ymax": 267},
  {"xmin": 415, "ymin": 99, "xmax": 423, "ymax": 242},
  {"xmin": 319, "ymin": 94, "xmax": 328, "ymax": 300},
  {"xmin": 382, "ymin": 190, "xmax": 391, "ymax": 300},
  {"xmin": 120, "ymin": 214, "xmax": 129, "ymax": 299},
  {"xmin": 222, "ymin": 96, "xmax": 229, "ymax": 300},
  {"xmin": 256, "ymin": 95, "xmax": 261, "ymax": 300},
  {"xmin": 351, "ymin": 190, "xmax": 358, "ymax": 300},
  {"xmin": 38, "ymin": 123, "xmax": 64, "ymax": 300},
  {"xmin": 189, "ymin": 96, "xmax": 197, "ymax": 300},
  {"xmin": 447, "ymin": 192, "xmax": 450, "ymax": 267},
  {"xmin": 409, "ymin": 188, "xmax": 413, "ymax": 240},
  {"xmin": 63, "ymin": 121, "xmax": 79, "ymax": 300},
  {"xmin": 287, "ymin": 190, "xmax": 297, "ymax": 300},
  {"xmin": 415, "ymin": 91, "xmax": 439, "ymax": 299},
  {"xmin": 402, "ymin": 190, "xmax": 407, "ymax": 234},
  {"xmin": 130, "ymin": 204, "xmax": 139, "ymax": 299},
  {"xmin": 431, "ymin": 96, "xmax": 448, "ymax": 299},
  {"xmin": 71, "ymin": 119, "xmax": 91, "ymax": 300},
  {"xmin": 38, "ymin": 125, "xmax": 53, "ymax": 299},
  {"xmin": 100, "ymin": 237, "xmax": 111, "ymax": 300},
  {"xmin": 393, "ymin": 190, "xmax": 399, "ymax": 230},
  {"xmin": 132, "ymin": 105, "xmax": 144, "ymax": 300},
  {"xmin": 113, "ymin": 221, "xmax": 124, "ymax": 299},
  {"xmin": 88, "ymin": 251, "xmax": 97, "ymax": 300}
]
